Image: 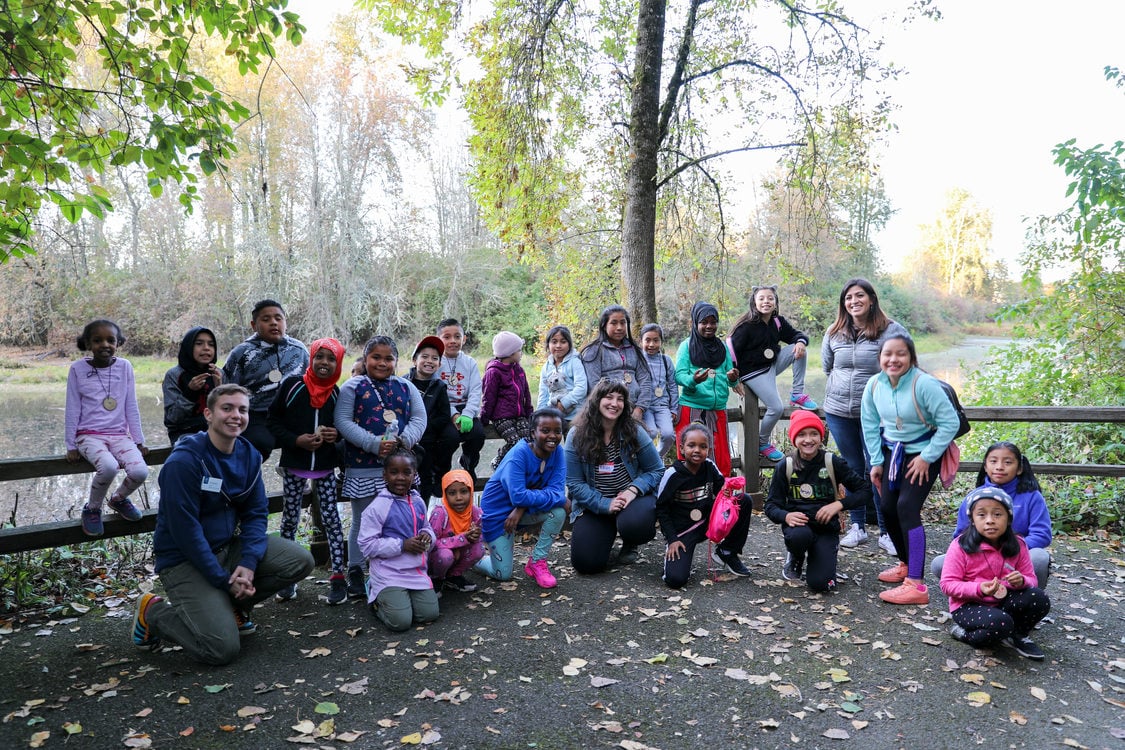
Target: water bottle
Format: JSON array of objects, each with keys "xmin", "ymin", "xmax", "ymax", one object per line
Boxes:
[{"xmin": 382, "ymin": 417, "xmax": 399, "ymax": 444}]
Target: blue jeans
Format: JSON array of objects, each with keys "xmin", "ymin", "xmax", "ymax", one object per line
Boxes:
[
  {"xmin": 824, "ymin": 413, "xmax": 886, "ymax": 533},
  {"xmin": 474, "ymin": 507, "xmax": 566, "ymax": 581}
]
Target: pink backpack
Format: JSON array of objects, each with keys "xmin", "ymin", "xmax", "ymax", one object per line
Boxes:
[{"xmin": 707, "ymin": 476, "xmax": 746, "ymax": 543}]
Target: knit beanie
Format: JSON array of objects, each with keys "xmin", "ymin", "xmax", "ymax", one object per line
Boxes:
[
  {"xmin": 965, "ymin": 486, "xmax": 1014, "ymax": 516},
  {"xmin": 788, "ymin": 410, "xmax": 825, "ymax": 444},
  {"xmin": 492, "ymin": 331, "xmax": 524, "ymax": 358}
]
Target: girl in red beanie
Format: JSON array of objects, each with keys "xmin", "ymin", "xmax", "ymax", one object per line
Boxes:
[{"xmin": 763, "ymin": 411, "xmax": 872, "ymax": 593}]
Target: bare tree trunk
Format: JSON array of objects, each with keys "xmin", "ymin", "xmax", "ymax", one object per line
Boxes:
[{"xmin": 621, "ymin": 0, "xmax": 666, "ymax": 326}]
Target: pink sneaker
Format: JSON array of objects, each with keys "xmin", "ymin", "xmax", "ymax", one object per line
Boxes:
[{"xmin": 524, "ymin": 558, "xmax": 557, "ymax": 589}]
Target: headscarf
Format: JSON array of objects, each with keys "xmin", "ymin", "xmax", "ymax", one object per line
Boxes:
[
  {"xmin": 441, "ymin": 469, "xmax": 475, "ymax": 536},
  {"xmin": 688, "ymin": 301, "xmax": 727, "ymax": 369},
  {"xmin": 176, "ymin": 327, "xmax": 218, "ymax": 414},
  {"xmin": 303, "ymin": 338, "xmax": 346, "ymax": 409}
]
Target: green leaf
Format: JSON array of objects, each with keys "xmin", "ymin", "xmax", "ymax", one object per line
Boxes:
[{"xmin": 313, "ymin": 702, "xmax": 339, "ymax": 715}]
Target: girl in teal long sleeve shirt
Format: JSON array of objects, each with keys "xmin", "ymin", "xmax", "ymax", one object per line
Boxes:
[
  {"xmin": 674, "ymin": 301, "xmax": 739, "ymax": 475},
  {"xmin": 860, "ymin": 334, "xmax": 958, "ymax": 606}
]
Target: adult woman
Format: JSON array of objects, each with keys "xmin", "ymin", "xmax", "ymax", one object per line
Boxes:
[
  {"xmin": 821, "ymin": 279, "xmax": 909, "ymax": 554},
  {"xmin": 860, "ymin": 334, "xmax": 959, "ymax": 605},
  {"xmin": 565, "ymin": 380, "xmax": 664, "ymax": 574}
]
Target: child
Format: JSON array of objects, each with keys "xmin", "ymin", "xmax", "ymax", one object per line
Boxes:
[
  {"xmin": 222, "ymin": 299, "xmax": 309, "ymax": 461},
  {"xmin": 655, "ymin": 423, "xmax": 752, "ymax": 588},
  {"xmin": 266, "ymin": 338, "xmax": 348, "ymax": 605},
  {"xmin": 579, "ymin": 304, "xmax": 654, "ymax": 425},
  {"xmin": 481, "ymin": 331, "xmax": 533, "ymax": 470},
  {"xmin": 408, "ymin": 335, "xmax": 459, "ymax": 501},
  {"xmin": 429, "ymin": 469, "xmax": 485, "ymax": 592},
  {"xmin": 65, "ymin": 319, "xmax": 149, "ymax": 536},
  {"xmin": 436, "ymin": 318, "xmax": 486, "ymax": 481},
  {"xmin": 357, "ymin": 449, "xmax": 439, "ymax": 632},
  {"xmin": 673, "ymin": 302, "xmax": 739, "ymax": 475},
  {"xmin": 536, "ymin": 325, "xmax": 588, "ymax": 429},
  {"xmin": 764, "ymin": 411, "xmax": 871, "ymax": 593},
  {"xmin": 335, "ymin": 336, "xmax": 426, "ymax": 599},
  {"xmin": 163, "ymin": 326, "xmax": 222, "ymax": 444},
  {"xmin": 475, "ymin": 408, "xmax": 568, "ymax": 588},
  {"xmin": 640, "ymin": 323, "xmax": 678, "ymax": 462},
  {"xmin": 729, "ymin": 285, "xmax": 818, "ymax": 462},
  {"xmin": 939, "ymin": 486, "xmax": 1051, "ymax": 660},
  {"xmin": 931, "ymin": 441, "xmax": 1053, "ymax": 587}
]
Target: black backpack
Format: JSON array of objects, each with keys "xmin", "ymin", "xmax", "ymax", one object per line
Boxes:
[{"xmin": 909, "ymin": 376, "xmax": 971, "ymax": 440}]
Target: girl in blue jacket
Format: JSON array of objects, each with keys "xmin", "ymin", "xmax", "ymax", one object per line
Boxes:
[{"xmin": 861, "ymin": 334, "xmax": 959, "ymax": 606}]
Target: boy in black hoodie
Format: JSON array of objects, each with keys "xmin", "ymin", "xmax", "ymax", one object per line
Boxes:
[{"xmin": 409, "ymin": 336, "xmax": 459, "ymax": 501}]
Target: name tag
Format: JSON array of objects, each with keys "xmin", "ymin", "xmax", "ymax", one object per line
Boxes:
[
  {"xmin": 597, "ymin": 462, "xmax": 615, "ymax": 474},
  {"xmin": 201, "ymin": 476, "xmax": 223, "ymax": 493}
]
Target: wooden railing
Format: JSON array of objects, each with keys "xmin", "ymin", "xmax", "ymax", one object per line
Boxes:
[{"xmin": 2, "ymin": 405, "xmax": 1123, "ymax": 554}]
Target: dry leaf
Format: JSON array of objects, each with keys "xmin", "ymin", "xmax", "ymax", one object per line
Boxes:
[
  {"xmin": 303, "ymin": 647, "xmax": 331, "ymax": 658},
  {"xmin": 340, "ymin": 677, "xmax": 369, "ymax": 695},
  {"xmin": 1030, "ymin": 686, "xmax": 1047, "ymax": 701},
  {"xmin": 122, "ymin": 734, "xmax": 152, "ymax": 748},
  {"xmin": 29, "ymin": 731, "xmax": 49, "ymax": 748},
  {"xmin": 563, "ymin": 657, "xmax": 588, "ymax": 676},
  {"xmin": 965, "ymin": 691, "xmax": 991, "ymax": 706},
  {"xmin": 336, "ymin": 730, "xmax": 366, "ymax": 742},
  {"xmin": 591, "ymin": 676, "xmax": 620, "ymax": 688},
  {"xmin": 823, "ymin": 728, "xmax": 850, "ymax": 739},
  {"xmin": 292, "ymin": 720, "xmax": 316, "ymax": 734},
  {"xmin": 236, "ymin": 706, "xmax": 267, "ymax": 718},
  {"xmin": 960, "ymin": 673, "xmax": 985, "ymax": 685},
  {"xmin": 1008, "ymin": 711, "xmax": 1028, "ymax": 725},
  {"xmin": 401, "ymin": 732, "xmax": 422, "ymax": 744},
  {"xmin": 178, "ymin": 727, "xmax": 194, "ymax": 737}
]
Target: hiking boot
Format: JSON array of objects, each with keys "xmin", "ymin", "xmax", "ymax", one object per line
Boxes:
[
  {"xmin": 878, "ymin": 561, "xmax": 909, "ymax": 583},
  {"xmin": 781, "ymin": 552, "xmax": 804, "ymax": 581},
  {"xmin": 347, "ymin": 566, "xmax": 367, "ymax": 599},
  {"xmin": 1003, "ymin": 634, "xmax": 1045, "ymax": 660},
  {"xmin": 759, "ymin": 444, "xmax": 784, "ymax": 462},
  {"xmin": 81, "ymin": 505, "xmax": 104, "ymax": 537},
  {"xmin": 949, "ymin": 623, "xmax": 969, "ymax": 643},
  {"xmin": 445, "ymin": 574, "xmax": 477, "ymax": 593},
  {"xmin": 616, "ymin": 544, "xmax": 639, "ymax": 566},
  {"xmin": 275, "ymin": 583, "xmax": 297, "ymax": 602},
  {"xmin": 326, "ymin": 576, "xmax": 348, "ymax": 606},
  {"xmin": 524, "ymin": 558, "xmax": 557, "ymax": 589},
  {"xmin": 132, "ymin": 592, "xmax": 162, "ymax": 649},
  {"xmin": 234, "ymin": 608, "xmax": 257, "ymax": 636},
  {"xmin": 107, "ymin": 495, "xmax": 143, "ymax": 522},
  {"xmin": 712, "ymin": 549, "xmax": 751, "ymax": 577},
  {"xmin": 879, "ymin": 581, "xmax": 929, "ymax": 605},
  {"xmin": 878, "ymin": 533, "xmax": 898, "ymax": 556},
  {"xmin": 790, "ymin": 393, "xmax": 819, "ymax": 410}
]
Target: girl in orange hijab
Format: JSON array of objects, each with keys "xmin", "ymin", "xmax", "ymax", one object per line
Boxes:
[
  {"xmin": 267, "ymin": 338, "xmax": 349, "ymax": 604},
  {"xmin": 428, "ymin": 469, "xmax": 484, "ymax": 593}
]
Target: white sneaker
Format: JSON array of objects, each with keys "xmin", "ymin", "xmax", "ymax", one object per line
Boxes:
[
  {"xmin": 840, "ymin": 524, "xmax": 868, "ymax": 548},
  {"xmin": 878, "ymin": 533, "xmax": 898, "ymax": 556}
]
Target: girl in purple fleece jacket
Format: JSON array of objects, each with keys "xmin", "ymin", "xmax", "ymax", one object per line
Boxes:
[
  {"xmin": 482, "ymin": 331, "xmax": 533, "ymax": 469},
  {"xmin": 357, "ymin": 450, "xmax": 439, "ymax": 632}
]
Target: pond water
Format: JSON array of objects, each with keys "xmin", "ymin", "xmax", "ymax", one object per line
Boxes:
[{"xmin": 0, "ymin": 337, "xmax": 1006, "ymax": 526}]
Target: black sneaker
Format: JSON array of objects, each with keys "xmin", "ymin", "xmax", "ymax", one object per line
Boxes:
[
  {"xmin": 326, "ymin": 576, "xmax": 348, "ymax": 606},
  {"xmin": 234, "ymin": 608, "xmax": 257, "ymax": 637},
  {"xmin": 445, "ymin": 574, "xmax": 477, "ymax": 592},
  {"xmin": 781, "ymin": 552, "xmax": 804, "ymax": 581},
  {"xmin": 275, "ymin": 583, "xmax": 297, "ymax": 602},
  {"xmin": 823, "ymin": 579, "xmax": 838, "ymax": 593},
  {"xmin": 949, "ymin": 623, "xmax": 969, "ymax": 643},
  {"xmin": 347, "ymin": 566, "xmax": 367, "ymax": 599},
  {"xmin": 616, "ymin": 544, "xmax": 639, "ymax": 566},
  {"xmin": 712, "ymin": 549, "xmax": 751, "ymax": 577},
  {"xmin": 1003, "ymin": 634, "xmax": 1045, "ymax": 660}
]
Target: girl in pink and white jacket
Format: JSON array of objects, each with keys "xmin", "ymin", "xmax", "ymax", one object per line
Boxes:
[{"xmin": 939, "ymin": 486, "xmax": 1050, "ymax": 660}]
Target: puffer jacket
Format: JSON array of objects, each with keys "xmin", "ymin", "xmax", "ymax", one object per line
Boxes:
[{"xmin": 820, "ymin": 321, "xmax": 908, "ymax": 420}]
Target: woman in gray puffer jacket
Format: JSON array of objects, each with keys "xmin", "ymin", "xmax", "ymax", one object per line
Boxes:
[{"xmin": 821, "ymin": 279, "xmax": 908, "ymax": 555}]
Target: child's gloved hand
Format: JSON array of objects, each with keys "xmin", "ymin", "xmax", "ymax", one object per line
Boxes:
[{"xmin": 456, "ymin": 415, "xmax": 473, "ymax": 433}]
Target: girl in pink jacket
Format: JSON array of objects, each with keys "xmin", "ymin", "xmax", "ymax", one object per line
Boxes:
[{"xmin": 939, "ymin": 486, "xmax": 1050, "ymax": 660}]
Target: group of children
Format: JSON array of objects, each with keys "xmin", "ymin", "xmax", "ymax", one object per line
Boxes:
[{"xmin": 63, "ymin": 296, "xmax": 1053, "ymax": 657}]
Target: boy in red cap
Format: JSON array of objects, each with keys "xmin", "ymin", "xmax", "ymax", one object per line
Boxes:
[{"xmin": 763, "ymin": 410, "xmax": 872, "ymax": 593}]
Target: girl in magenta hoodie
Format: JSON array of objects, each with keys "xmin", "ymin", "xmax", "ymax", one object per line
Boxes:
[{"xmin": 481, "ymin": 331, "xmax": 533, "ymax": 469}]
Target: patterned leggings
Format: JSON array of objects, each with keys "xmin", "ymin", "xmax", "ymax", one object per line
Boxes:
[
  {"xmin": 75, "ymin": 433, "xmax": 148, "ymax": 509},
  {"xmin": 280, "ymin": 471, "xmax": 346, "ymax": 575},
  {"xmin": 489, "ymin": 417, "xmax": 530, "ymax": 469},
  {"xmin": 951, "ymin": 587, "xmax": 1051, "ymax": 646}
]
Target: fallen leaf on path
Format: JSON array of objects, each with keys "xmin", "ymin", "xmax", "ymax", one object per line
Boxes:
[
  {"xmin": 1030, "ymin": 686, "xmax": 1047, "ymax": 701},
  {"xmin": 62, "ymin": 722, "xmax": 82, "ymax": 735},
  {"xmin": 302, "ymin": 647, "xmax": 331, "ymax": 658},
  {"xmin": 236, "ymin": 706, "xmax": 266, "ymax": 718},
  {"xmin": 965, "ymin": 691, "xmax": 991, "ymax": 706},
  {"xmin": 339, "ymin": 677, "xmax": 369, "ymax": 695},
  {"xmin": 29, "ymin": 731, "xmax": 49, "ymax": 748},
  {"xmin": 401, "ymin": 732, "xmax": 422, "ymax": 744},
  {"xmin": 823, "ymin": 728, "xmax": 850, "ymax": 739},
  {"xmin": 591, "ymin": 676, "xmax": 620, "ymax": 688},
  {"xmin": 314, "ymin": 702, "xmax": 339, "ymax": 715},
  {"xmin": 122, "ymin": 733, "xmax": 152, "ymax": 748},
  {"xmin": 563, "ymin": 658, "xmax": 588, "ymax": 676},
  {"xmin": 336, "ymin": 730, "xmax": 366, "ymax": 742},
  {"xmin": 204, "ymin": 684, "xmax": 231, "ymax": 693},
  {"xmin": 292, "ymin": 720, "xmax": 316, "ymax": 733}
]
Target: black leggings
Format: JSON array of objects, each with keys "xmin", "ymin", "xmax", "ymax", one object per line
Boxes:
[
  {"xmin": 662, "ymin": 496, "xmax": 753, "ymax": 589},
  {"xmin": 570, "ymin": 496, "xmax": 657, "ymax": 574},
  {"xmin": 782, "ymin": 525, "xmax": 840, "ymax": 592},
  {"xmin": 242, "ymin": 411, "xmax": 276, "ymax": 462},
  {"xmin": 951, "ymin": 587, "xmax": 1051, "ymax": 646},
  {"xmin": 879, "ymin": 447, "xmax": 938, "ymax": 580}
]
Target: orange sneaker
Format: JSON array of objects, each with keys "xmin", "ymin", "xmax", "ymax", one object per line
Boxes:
[
  {"xmin": 879, "ymin": 581, "xmax": 929, "ymax": 605},
  {"xmin": 877, "ymin": 562, "xmax": 908, "ymax": 583}
]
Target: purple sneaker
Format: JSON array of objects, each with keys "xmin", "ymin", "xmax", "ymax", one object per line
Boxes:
[
  {"xmin": 81, "ymin": 506, "xmax": 104, "ymax": 537},
  {"xmin": 107, "ymin": 496, "xmax": 143, "ymax": 522}
]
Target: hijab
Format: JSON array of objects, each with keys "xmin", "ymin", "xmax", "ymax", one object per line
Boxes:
[
  {"xmin": 441, "ymin": 469, "xmax": 475, "ymax": 536},
  {"xmin": 176, "ymin": 327, "xmax": 218, "ymax": 414},
  {"xmin": 303, "ymin": 338, "xmax": 346, "ymax": 409},
  {"xmin": 688, "ymin": 301, "xmax": 727, "ymax": 369}
]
